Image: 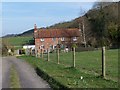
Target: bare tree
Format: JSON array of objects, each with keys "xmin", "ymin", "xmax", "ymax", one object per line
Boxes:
[
  {"xmin": 79, "ymin": 7, "xmax": 87, "ymax": 48},
  {"xmin": 93, "ymin": 1, "xmax": 112, "ymax": 9}
]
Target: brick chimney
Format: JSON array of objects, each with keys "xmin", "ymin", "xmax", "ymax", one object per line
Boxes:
[
  {"xmin": 34, "ymin": 24, "xmax": 37, "ymax": 39},
  {"xmin": 34, "ymin": 24, "xmax": 37, "ymax": 32}
]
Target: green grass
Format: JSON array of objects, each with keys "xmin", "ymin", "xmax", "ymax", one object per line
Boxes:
[
  {"xmin": 10, "ymin": 65, "xmax": 21, "ymax": 88},
  {"xmin": 18, "ymin": 49, "xmax": 118, "ymax": 88},
  {"xmin": 44, "ymin": 49, "xmax": 118, "ymax": 82},
  {"xmin": 3, "ymin": 36, "xmax": 33, "ymax": 48}
]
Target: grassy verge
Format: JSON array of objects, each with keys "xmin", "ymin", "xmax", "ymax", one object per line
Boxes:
[
  {"xmin": 17, "ymin": 55, "xmax": 118, "ymax": 88},
  {"xmin": 10, "ymin": 65, "xmax": 21, "ymax": 88}
]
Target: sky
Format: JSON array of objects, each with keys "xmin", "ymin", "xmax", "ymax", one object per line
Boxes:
[{"xmin": 2, "ymin": 2, "xmax": 95, "ymax": 36}]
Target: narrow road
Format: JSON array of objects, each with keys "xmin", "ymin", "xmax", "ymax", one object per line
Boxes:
[{"xmin": 2, "ymin": 56, "xmax": 50, "ymax": 88}]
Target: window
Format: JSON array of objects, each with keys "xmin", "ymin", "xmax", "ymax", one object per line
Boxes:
[
  {"xmin": 73, "ymin": 37, "xmax": 77, "ymax": 41},
  {"xmin": 40, "ymin": 45, "xmax": 45, "ymax": 49},
  {"xmin": 49, "ymin": 45, "xmax": 53, "ymax": 49},
  {"xmin": 52, "ymin": 38, "xmax": 56, "ymax": 41},
  {"xmin": 40, "ymin": 38, "xmax": 44, "ymax": 42},
  {"xmin": 53, "ymin": 45, "xmax": 57, "ymax": 49},
  {"xmin": 61, "ymin": 37, "xmax": 65, "ymax": 41}
]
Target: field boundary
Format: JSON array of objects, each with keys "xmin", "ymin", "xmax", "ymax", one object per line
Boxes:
[
  {"xmin": 45, "ymin": 58, "xmax": 118, "ymax": 82},
  {"xmin": 35, "ymin": 67, "xmax": 69, "ymax": 89},
  {"xmin": 17, "ymin": 55, "xmax": 118, "ymax": 88}
]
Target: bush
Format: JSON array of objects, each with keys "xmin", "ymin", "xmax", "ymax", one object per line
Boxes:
[
  {"xmin": 1, "ymin": 42, "xmax": 8, "ymax": 56},
  {"xmin": 19, "ymin": 49, "xmax": 25, "ymax": 54}
]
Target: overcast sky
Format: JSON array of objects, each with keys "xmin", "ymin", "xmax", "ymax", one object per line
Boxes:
[{"xmin": 2, "ymin": 2, "xmax": 94, "ymax": 36}]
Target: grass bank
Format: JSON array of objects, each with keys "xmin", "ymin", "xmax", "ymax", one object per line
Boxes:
[
  {"xmin": 17, "ymin": 52, "xmax": 118, "ymax": 88},
  {"xmin": 10, "ymin": 65, "xmax": 21, "ymax": 88}
]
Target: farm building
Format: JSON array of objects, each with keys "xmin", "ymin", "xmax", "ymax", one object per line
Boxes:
[
  {"xmin": 34, "ymin": 24, "xmax": 81, "ymax": 55},
  {"xmin": 23, "ymin": 45, "xmax": 35, "ymax": 50},
  {"xmin": 23, "ymin": 45, "xmax": 35, "ymax": 55}
]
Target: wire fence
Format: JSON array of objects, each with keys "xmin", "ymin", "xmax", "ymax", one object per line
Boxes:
[{"xmin": 37, "ymin": 48, "xmax": 118, "ymax": 82}]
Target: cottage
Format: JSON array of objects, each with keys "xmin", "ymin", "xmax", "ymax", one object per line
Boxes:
[{"xmin": 34, "ymin": 24, "xmax": 81, "ymax": 55}]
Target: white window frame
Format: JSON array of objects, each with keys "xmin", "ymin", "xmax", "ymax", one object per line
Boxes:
[
  {"xmin": 53, "ymin": 45, "xmax": 57, "ymax": 49},
  {"xmin": 73, "ymin": 37, "xmax": 77, "ymax": 41},
  {"xmin": 40, "ymin": 45, "xmax": 44, "ymax": 49},
  {"xmin": 61, "ymin": 37, "xmax": 65, "ymax": 41},
  {"xmin": 49, "ymin": 45, "xmax": 53, "ymax": 49},
  {"xmin": 40, "ymin": 38, "xmax": 44, "ymax": 42},
  {"xmin": 52, "ymin": 38, "xmax": 56, "ymax": 41}
]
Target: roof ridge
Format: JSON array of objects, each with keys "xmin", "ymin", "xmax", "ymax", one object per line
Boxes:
[{"xmin": 34, "ymin": 28, "xmax": 80, "ymax": 38}]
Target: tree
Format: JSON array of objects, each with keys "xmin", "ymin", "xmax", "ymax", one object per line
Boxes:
[
  {"xmin": 107, "ymin": 22, "xmax": 119, "ymax": 47},
  {"xmin": 92, "ymin": 2, "xmax": 112, "ymax": 9},
  {"xmin": 87, "ymin": 2, "xmax": 119, "ymax": 47},
  {"xmin": 1, "ymin": 41, "xmax": 8, "ymax": 56},
  {"xmin": 1, "ymin": 39, "xmax": 15, "ymax": 56},
  {"xmin": 79, "ymin": 7, "xmax": 87, "ymax": 47},
  {"xmin": 89, "ymin": 4, "xmax": 107, "ymax": 47}
]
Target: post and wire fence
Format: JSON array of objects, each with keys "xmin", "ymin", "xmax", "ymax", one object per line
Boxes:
[{"xmin": 35, "ymin": 46, "xmax": 117, "ymax": 80}]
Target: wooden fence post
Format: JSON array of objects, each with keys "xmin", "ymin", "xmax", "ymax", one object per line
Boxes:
[
  {"xmin": 57, "ymin": 48, "xmax": 59, "ymax": 64},
  {"xmin": 38, "ymin": 53, "xmax": 40, "ymax": 58},
  {"xmin": 73, "ymin": 47, "xmax": 75, "ymax": 67},
  {"xmin": 102, "ymin": 46, "xmax": 106, "ymax": 78},
  {"xmin": 41, "ymin": 49, "xmax": 43, "ymax": 59},
  {"xmin": 47, "ymin": 48, "xmax": 49, "ymax": 61}
]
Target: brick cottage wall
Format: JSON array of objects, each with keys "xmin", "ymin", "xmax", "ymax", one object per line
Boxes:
[{"xmin": 35, "ymin": 37, "xmax": 59, "ymax": 54}]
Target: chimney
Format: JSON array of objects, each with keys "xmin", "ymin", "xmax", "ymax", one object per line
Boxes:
[{"xmin": 34, "ymin": 24, "xmax": 37, "ymax": 32}]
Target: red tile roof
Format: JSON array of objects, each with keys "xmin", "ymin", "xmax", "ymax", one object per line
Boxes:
[{"xmin": 34, "ymin": 28, "xmax": 80, "ymax": 38}]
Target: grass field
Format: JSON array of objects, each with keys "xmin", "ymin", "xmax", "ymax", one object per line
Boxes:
[
  {"xmin": 44, "ymin": 49, "xmax": 118, "ymax": 81},
  {"xmin": 3, "ymin": 36, "xmax": 33, "ymax": 47},
  {"xmin": 18, "ymin": 49, "xmax": 118, "ymax": 88}
]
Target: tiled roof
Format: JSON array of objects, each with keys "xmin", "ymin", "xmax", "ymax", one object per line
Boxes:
[{"xmin": 34, "ymin": 28, "xmax": 80, "ymax": 38}]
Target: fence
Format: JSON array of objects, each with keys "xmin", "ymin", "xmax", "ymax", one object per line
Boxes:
[{"xmin": 36, "ymin": 47, "xmax": 118, "ymax": 81}]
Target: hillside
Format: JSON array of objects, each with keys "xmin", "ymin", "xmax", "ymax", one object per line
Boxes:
[
  {"xmin": 2, "ymin": 2, "xmax": 119, "ymax": 48},
  {"xmin": 17, "ymin": 29, "xmax": 34, "ymax": 37},
  {"xmin": 2, "ymin": 29, "xmax": 34, "ymax": 38}
]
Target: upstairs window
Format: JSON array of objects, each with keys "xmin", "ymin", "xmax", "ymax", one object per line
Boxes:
[
  {"xmin": 40, "ymin": 38, "xmax": 44, "ymax": 42},
  {"xmin": 61, "ymin": 37, "xmax": 65, "ymax": 41},
  {"xmin": 49, "ymin": 45, "xmax": 53, "ymax": 49},
  {"xmin": 52, "ymin": 38, "xmax": 56, "ymax": 41},
  {"xmin": 73, "ymin": 37, "xmax": 77, "ymax": 41}
]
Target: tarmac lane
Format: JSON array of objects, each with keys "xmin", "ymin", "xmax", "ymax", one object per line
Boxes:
[{"xmin": 2, "ymin": 56, "xmax": 51, "ymax": 89}]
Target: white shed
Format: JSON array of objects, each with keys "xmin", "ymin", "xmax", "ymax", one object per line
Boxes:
[{"xmin": 23, "ymin": 45, "xmax": 35, "ymax": 50}]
